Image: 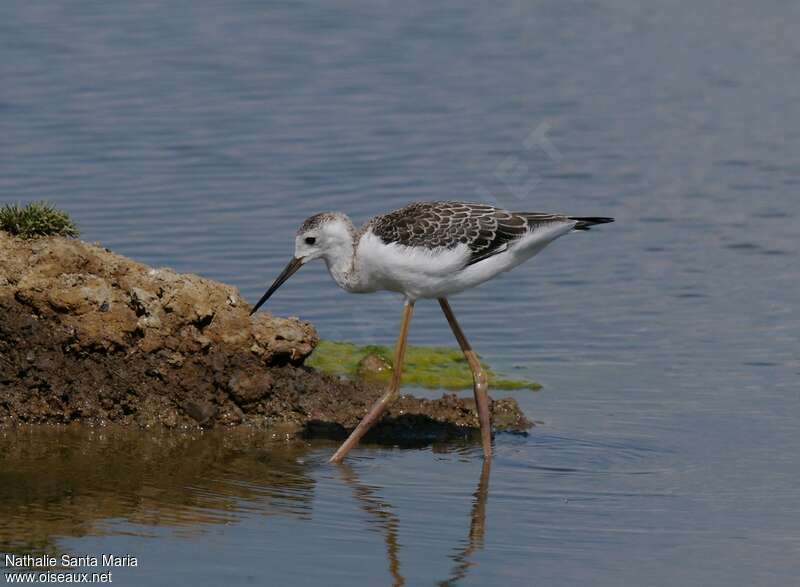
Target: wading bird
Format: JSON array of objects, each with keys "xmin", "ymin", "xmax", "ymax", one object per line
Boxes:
[{"xmin": 249, "ymin": 201, "xmax": 613, "ymax": 463}]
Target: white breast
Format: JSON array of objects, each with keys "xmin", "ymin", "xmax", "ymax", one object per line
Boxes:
[{"xmin": 356, "ymin": 231, "xmax": 467, "ymax": 298}]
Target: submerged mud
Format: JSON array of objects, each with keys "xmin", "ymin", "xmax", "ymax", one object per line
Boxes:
[{"xmin": 0, "ymin": 233, "xmax": 531, "ymax": 440}]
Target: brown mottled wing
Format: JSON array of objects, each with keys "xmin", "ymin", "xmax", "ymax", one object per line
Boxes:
[
  {"xmin": 369, "ymin": 201, "xmax": 567, "ymax": 266},
  {"xmin": 469, "ymin": 209, "xmax": 568, "ymax": 265}
]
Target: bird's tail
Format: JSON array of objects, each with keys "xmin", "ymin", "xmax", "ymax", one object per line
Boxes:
[{"xmin": 569, "ymin": 217, "xmax": 615, "ymax": 231}]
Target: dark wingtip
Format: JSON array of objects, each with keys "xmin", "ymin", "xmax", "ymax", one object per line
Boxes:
[{"xmin": 569, "ymin": 216, "xmax": 615, "ymax": 230}]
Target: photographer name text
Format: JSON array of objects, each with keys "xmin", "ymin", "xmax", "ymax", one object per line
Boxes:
[{"xmin": 5, "ymin": 554, "xmax": 137, "ymax": 569}]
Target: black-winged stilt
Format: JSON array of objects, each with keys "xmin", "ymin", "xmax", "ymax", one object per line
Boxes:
[{"xmin": 249, "ymin": 201, "xmax": 614, "ymax": 463}]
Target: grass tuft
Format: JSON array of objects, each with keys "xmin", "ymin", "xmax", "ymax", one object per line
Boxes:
[
  {"xmin": 307, "ymin": 340, "xmax": 542, "ymax": 391},
  {"xmin": 0, "ymin": 201, "xmax": 80, "ymax": 239}
]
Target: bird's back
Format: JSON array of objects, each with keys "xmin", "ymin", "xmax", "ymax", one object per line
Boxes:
[{"xmin": 365, "ymin": 201, "xmax": 581, "ymax": 266}]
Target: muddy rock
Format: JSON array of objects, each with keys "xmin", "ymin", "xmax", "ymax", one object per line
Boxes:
[
  {"xmin": 356, "ymin": 353, "xmax": 393, "ymax": 384},
  {"xmin": 0, "ymin": 233, "xmax": 531, "ymax": 440}
]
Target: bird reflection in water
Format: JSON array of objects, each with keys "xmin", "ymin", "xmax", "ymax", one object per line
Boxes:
[{"xmin": 335, "ymin": 458, "xmax": 492, "ymax": 586}]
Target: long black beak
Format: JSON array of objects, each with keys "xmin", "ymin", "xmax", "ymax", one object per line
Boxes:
[{"xmin": 249, "ymin": 257, "xmax": 304, "ymax": 315}]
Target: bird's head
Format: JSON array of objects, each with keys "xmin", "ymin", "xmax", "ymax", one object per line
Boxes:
[
  {"xmin": 250, "ymin": 212, "xmax": 354, "ymax": 315},
  {"xmin": 292, "ymin": 211, "xmax": 354, "ymax": 263}
]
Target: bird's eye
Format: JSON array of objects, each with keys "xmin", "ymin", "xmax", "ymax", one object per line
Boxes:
[{"xmin": 305, "ymin": 237, "xmax": 316, "ymax": 245}]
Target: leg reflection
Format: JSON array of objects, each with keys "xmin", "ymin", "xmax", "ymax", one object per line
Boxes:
[
  {"xmin": 336, "ymin": 457, "xmax": 492, "ymax": 587},
  {"xmin": 337, "ymin": 463, "xmax": 405, "ymax": 587},
  {"xmin": 439, "ymin": 458, "xmax": 491, "ymax": 586}
]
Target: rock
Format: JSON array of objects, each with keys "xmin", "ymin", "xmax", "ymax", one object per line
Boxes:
[
  {"xmin": 0, "ymin": 232, "xmax": 532, "ymax": 441},
  {"xmin": 228, "ymin": 372, "xmax": 274, "ymax": 405},
  {"xmin": 356, "ymin": 353, "xmax": 392, "ymax": 383}
]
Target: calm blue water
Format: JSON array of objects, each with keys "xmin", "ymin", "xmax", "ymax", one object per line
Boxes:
[{"xmin": 2, "ymin": 0, "xmax": 799, "ymax": 585}]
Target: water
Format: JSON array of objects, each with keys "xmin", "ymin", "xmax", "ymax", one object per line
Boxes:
[{"xmin": 2, "ymin": 0, "xmax": 799, "ymax": 584}]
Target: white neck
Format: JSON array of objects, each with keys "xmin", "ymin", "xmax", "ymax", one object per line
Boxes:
[
  {"xmin": 319, "ymin": 218, "xmax": 366, "ymax": 292},
  {"xmin": 323, "ymin": 242, "xmax": 358, "ymax": 291}
]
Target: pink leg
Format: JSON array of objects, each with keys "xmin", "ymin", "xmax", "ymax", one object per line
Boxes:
[
  {"xmin": 438, "ymin": 298, "xmax": 492, "ymax": 460},
  {"xmin": 329, "ymin": 300, "xmax": 415, "ymax": 463}
]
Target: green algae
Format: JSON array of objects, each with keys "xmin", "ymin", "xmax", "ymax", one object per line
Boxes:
[{"xmin": 307, "ymin": 340, "xmax": 542, "ymax": 391}]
